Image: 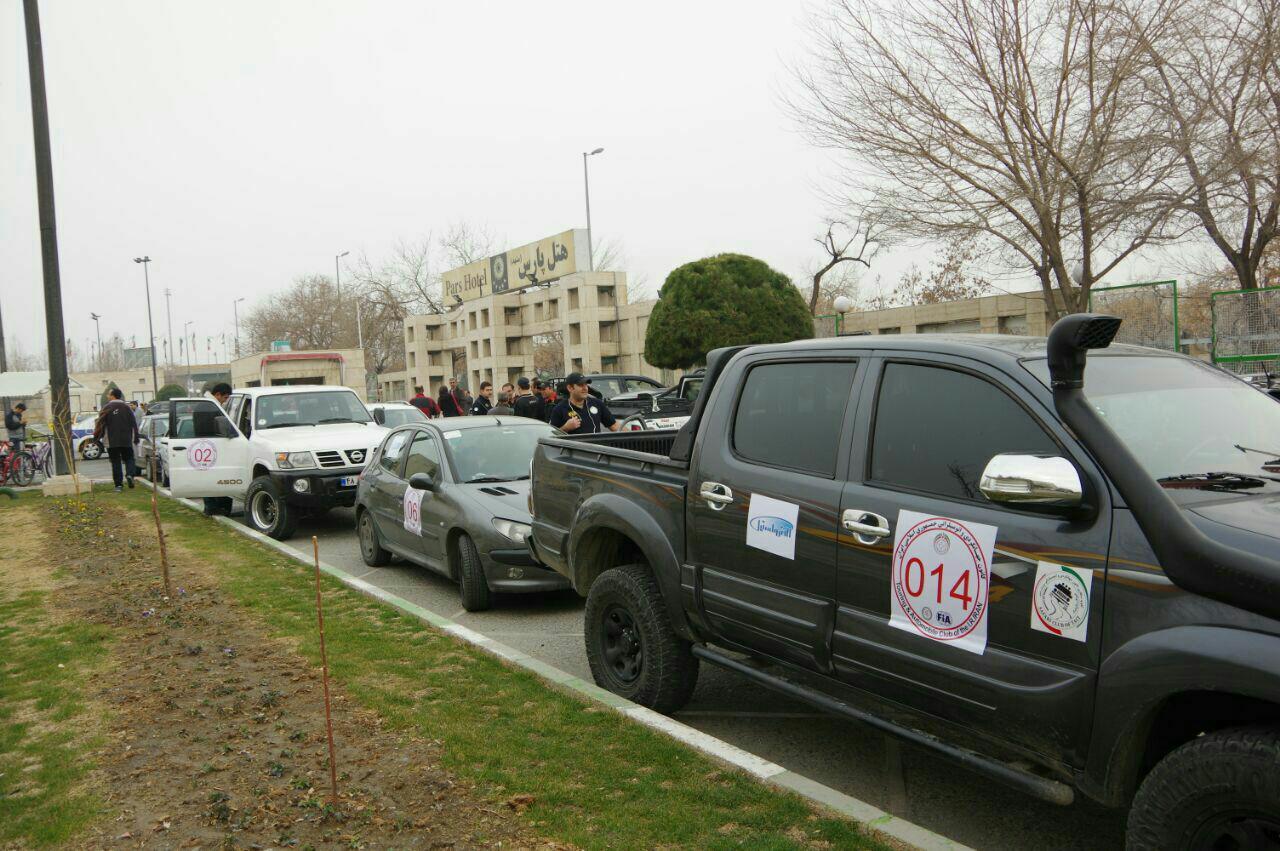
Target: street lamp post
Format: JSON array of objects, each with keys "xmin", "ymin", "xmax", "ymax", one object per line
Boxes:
[
  {"xmin": 183, "ymin": 320, "xmax": 193, "ymax": 391},
  {"xmin": 582, "ymin": 147, "xmax": 604, "ymax": 271},
  {"xmin": 833, "ymin": 295, "xmax": 853, "ymax": 336},
  {"xmin": 133, "ymin": 257, "xmax": 160, "ymax": 401},
  {"xmin": 335, "ymin": 250, "xmax": 359, "ymax": 349},
  {"xmin": 163, "ymin": 287, "xmax": 175, "ymax": 367},
  {"xmin": 90, "ymin": 312, "xmax": 102, "ymax": 369},
  {"xmin": 233, "ymin": 297, "xmax": 245, "ymax": 358}
]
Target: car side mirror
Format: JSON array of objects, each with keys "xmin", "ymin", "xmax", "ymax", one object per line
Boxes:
[
  {"xmin": 979, "ymin": 453, "xmax": 1083, "ymax": 509},
  {"xmin": 372, "ymin": 408, "xmax": 385, "ymax": 425},
  {"xmin": 408, "ymin": 472, "xmax": 434, "ymax": 492}
]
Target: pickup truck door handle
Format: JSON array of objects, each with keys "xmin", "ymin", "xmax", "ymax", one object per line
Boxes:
[
  {"xmin": 842, "ymin": 509, "xmax": 891, "ymax": 544},
  {"xmin": 698, "ymin": 481, "xmax": 734, "ymax": 510}
]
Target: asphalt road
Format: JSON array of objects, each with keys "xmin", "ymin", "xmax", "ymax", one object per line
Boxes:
[{"xmin": 174, "ymin": 504, "xmax": 1120, "ymax": 851}]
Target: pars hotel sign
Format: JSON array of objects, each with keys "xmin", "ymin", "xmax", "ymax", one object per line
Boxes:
[{"xmin": 442, "ymin": 229, "xmax": 586, "ymax": 304}]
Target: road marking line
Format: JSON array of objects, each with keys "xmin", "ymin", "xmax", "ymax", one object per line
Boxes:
[{"xmin": 140, "ymin": 479, "xmax": 971, "ymax": 851}]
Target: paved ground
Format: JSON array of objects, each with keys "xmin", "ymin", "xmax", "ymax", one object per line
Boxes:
[{"xmin": 203, "ymin": 505, "xmax": 1126, "ymax": 851}]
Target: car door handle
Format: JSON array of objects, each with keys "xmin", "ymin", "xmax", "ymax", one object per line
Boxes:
[
  {"xmin": 699, "ymin": 481, "xmax": 734, "ymax": 509},
  {"xmin": 842, "ymin": 509, "xmax": 891, "ymax": 542},
  {"xmin": 171, "ymin": 445, "xmax": 186, "ymax": 450}
]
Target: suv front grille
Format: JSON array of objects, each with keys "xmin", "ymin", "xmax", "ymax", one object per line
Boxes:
[
  {"xmin": 344, "ymin": 448, "xmax": 368, "ymax": 465},
  {"xmin": 315, "ymin": 450, "xmax": 344, "ymax": 468}
]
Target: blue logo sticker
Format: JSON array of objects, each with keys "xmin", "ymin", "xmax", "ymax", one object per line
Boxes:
[{"xmin": 750, "ymin": 516, "xmax": 795, "ymax": 539}]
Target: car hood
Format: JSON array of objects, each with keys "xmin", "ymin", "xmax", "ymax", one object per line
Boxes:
[
  {"xmin": 458, "ymin": 479, "xmax": 531, "ymax": 522},
  {"xmin": 254, "ymin": 422, "xmax": 387, "ymax": 453},
  {"xmin": 1186, "ymin": 491, "xmax": 1280, "ymax": 559}
]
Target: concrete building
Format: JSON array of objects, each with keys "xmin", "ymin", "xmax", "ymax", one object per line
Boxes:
[
  {"xmin": 818, "ymin": 292, "xmax": 1063, "ymax": 338},
  {"xmin": 231, "ymin": 348, "xmax": 368, "ymax": 400}
]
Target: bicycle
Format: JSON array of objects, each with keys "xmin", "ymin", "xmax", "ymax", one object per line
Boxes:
[
  {"xmin": 26, "ymin": 440, "xmax": 54, "ymax": 480},
  {"xmin": 0, "ymin": 441, "xmax": 36, "ymax": 487}
]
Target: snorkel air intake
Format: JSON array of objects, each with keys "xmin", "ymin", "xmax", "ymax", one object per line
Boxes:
[{"xmin": 1048, "ymin": 314, "xmax": 1280, "ymax": 621}]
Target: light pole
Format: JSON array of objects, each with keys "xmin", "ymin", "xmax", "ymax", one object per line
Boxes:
[
  {"xmin": 582, "ymin": 147, "xmax": 603, "ymax": 271},
  {"xmin": 90, "ymin": 312, "xmax": 102, "ymax": 369},
  {"xmin": 183, "ymin": 320, "xmax": 193, "ymax": 391},
  {"xmin": 163, "ymin": 287, "xmax": 175, "ymax": 367},
  {"xmin": 833, "ymin": 295, "xmax": 853, "ymax": 337},
  {"xmin": 233, "ymin": 297, "xmax": 245, "ymax": 358},
  {"xmin": 335, "ymin": 250, "xmax": 358, "ymax": 348},
  {"xmin": 133, "ymin": 257, "xmax": 160, "ymax": 401}
]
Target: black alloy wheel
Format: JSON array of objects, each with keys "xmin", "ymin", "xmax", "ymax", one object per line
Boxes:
[{"xmin": 601, "ymin": 603, "xmax": 643, "ymax": 684}]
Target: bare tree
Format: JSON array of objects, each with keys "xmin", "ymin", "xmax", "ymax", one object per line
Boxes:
[
  {"xmin": 439, "ymin": 220, "xmax": 499, "ymax": 269},
  {"xmin": 1138, "ymin": 0, "xmax": 1280, "ymax": 292},
  {"xmin": 892, "ymin": 239, "xmax": 995, "ymax": 305},
  {"xmin": 792, "ymin": 0, "xmax": 1184, "ymax": 317},
  {"xmin": 809, "ymin": 217, "xmax": 880, "ymax": 314},
  {"xmin": 592, "ymin": 237, "xmax": 652, "ymax": 297}
]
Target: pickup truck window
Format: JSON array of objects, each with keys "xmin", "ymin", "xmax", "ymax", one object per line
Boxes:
[
  {"xmin": 379, "ymin": 430, "xmax": 411, "ymax": 476},
  {"xmin": 732, "ymin": 361, "xmax": 857, "ymax": 476},
  {"xmin": 871, "ymin": 362, "xmax": 1058, "ymax": 500}
]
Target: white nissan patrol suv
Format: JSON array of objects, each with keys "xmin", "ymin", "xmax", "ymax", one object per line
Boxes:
[{"xmin": 162, "ymin": 386, "xmax": 388, "ymax": 539}]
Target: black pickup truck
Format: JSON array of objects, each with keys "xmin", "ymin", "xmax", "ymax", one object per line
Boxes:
[{"xmin": 528, "ymin": 316, "xmax": 1280, "ymax": 849}]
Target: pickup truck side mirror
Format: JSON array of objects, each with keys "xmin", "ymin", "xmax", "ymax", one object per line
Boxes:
[
  {"xmin": 408, "ymin": 472, "xmax": 434, "ymax": 492},
  {"xmin": 979, "ymin": 453, "xmax": 1082, "ymax": 509},
  {"xmin": 372, "ymin": 407, "xmax": 386, "ymax": 425}
]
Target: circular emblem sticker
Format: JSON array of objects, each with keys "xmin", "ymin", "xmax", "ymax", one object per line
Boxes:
[
  {"xmin": 187, "ymin": 439, "xmax": 218, "ymax": 471},
  {"xmin": 1032, "ymin": 565, "xmax": 1091, "ymax": 638},
  {"xmin": 891, "ymin": 516, "xmax": 990, "ymax": 645}
]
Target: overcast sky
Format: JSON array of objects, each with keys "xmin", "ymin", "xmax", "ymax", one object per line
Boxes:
[{"xmin": 3, "ymin": 1, "xmax": 1183, "ymax": 366}]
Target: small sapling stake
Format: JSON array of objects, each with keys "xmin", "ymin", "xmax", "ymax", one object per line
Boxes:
[
  {"xmin": 149, "ymin": 452, "xmax": 173, "ymax": 598},
  {"xmin": 312, "ymin": 535, "xmax": 339, "ymax": 805}
]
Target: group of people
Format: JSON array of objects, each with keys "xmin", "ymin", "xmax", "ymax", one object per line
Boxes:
[{"xmin": 407, "ymin": 372, "xmax": 621, "ymax": 434}]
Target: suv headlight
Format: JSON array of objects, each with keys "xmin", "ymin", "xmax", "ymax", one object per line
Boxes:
[
  {"xmin": 492, "ymin": 518, "xmax": 531, "ymax": 543},
  {"xmin": 275, "ymin": 451, "xmax": 315, "ymax": 469}
]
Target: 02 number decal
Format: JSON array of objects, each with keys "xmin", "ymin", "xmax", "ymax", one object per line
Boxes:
[{"xmin": 186, "ymin": 439, "xmax": 218, "ymax": 471}]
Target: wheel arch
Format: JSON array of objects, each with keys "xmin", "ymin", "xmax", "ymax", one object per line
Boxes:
[{"xmin": 1083, "ymin": 626, "xmax": 1280, "ymax": 806}]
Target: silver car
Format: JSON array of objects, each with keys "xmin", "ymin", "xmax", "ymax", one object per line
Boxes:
[{"xmin": 355, "ymin": 415, "xmax": 571, "ymax": 611}]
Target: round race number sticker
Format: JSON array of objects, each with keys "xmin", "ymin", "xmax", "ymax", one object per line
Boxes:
[
  {"xmin": 891, "ymin": 515, "xmax": 991, "ymax": 647},
  {"xmin": 186, "ymin": 439, "xmax": 218, "ymax": 471}
]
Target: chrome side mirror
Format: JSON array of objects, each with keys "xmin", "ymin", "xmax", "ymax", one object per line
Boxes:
[{"xmin": 979, "ymin": 453, "xmax": 1083, "ymax": 508}]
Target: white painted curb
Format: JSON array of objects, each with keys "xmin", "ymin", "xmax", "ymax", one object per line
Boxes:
[{"xmin": 138, "ymin": 481, "xmax": 969, "ymax": 851}]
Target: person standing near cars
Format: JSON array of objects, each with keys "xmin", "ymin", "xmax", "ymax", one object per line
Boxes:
[
  {"xmin": 409, "ymin": 385, "xmax": 440, "ymax": 418},
  {"xmin": 549, "ymin": 373, "xmax": 619, "ymax": 434},
  {"xmin": 202, "ymin": 382, "xmax": 235, "ymax": 516},
  {"xmin": 512, "ymin": 378, "xmax": 539, "ymax": 419},
  {"xmin": 95, "ymin": 388, "xmax": 139, "ymax": 491},
  {"xmin": 471, "ymin": 381, "xmax": 494, "ymax": 415},
  {"xmin": 439, "ymin": 379, "xmax": 466, "ymax": 417},
  {"xmin": 490, "ymin": 390, "xmax": 514, "ymax": 416}
]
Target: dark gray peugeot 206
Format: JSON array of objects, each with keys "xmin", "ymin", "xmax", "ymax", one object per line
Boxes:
[{"xmin": 355, "ymin": 415, "xmax": 570, "ymax": 611}]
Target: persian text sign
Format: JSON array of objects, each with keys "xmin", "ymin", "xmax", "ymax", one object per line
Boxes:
[{"xmin": 442, "ymin": 229, "xmax": 585, "ymax": 303}]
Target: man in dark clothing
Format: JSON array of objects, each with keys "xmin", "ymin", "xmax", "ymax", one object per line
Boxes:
[
  {"xmin": 409, "ymin": 385, "xmax": 440, "ymax": 418},
  {"xmin": 536, "ymin": 380, "xmax": 557, "ymax": 422},
  {"xmin": 203, "ymin": 383, "xmax": 235, "ymax": 516},
  {"xmin": 512, "ymin": 378, "xmax": 540, "ymax": 419},
  {"xmin": 439, "ymin": 379, "xmax": 466, "ymax": 417},
  {"xmin": 470, "ymin": 381, "xmax": 494, "ymax": 415},
  {"xmin": 95, "ymin": 388, "xmax": 139, "ymax": 491},
  {"xmin": 5, "ymin": 402, "xmax": 28, "ymax": 453},
  {"xmin": 549, "ymin": 373, "xmax": 619, "ymax": 434}
]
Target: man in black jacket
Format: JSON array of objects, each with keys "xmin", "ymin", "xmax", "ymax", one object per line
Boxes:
[{"xmin": 94, "ymin": 388, "xmax": 139, "ymax": 492}]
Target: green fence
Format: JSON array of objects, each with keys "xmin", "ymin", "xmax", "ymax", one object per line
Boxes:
[
  {"xmin": 1087, "ymin": 280, "xmax": 1179, "ymax": 351},
  {"xmin": 1211, "ymin": 285, "xmax": 1280, "ymax": 375}
]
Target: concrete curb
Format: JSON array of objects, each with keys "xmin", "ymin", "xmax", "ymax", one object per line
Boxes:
[{"xmin": 139, "ymin": 480, "xmax": 969, "ymax": 851}]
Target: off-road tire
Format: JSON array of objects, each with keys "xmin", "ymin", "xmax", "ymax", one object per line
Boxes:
[
  {"xmin": 584, "ymin": 563, "xmax": 699, "ymax": 713},
  {"xmin": 80, "ymin": 440, "xmax": 102, "ymax": 460},
  {"xmin": 245, "ymin": 476, "xmax": 298, "ymax": 540},
  {"xmin": 357, "ymin": 507, "xmax": 391, "ymax": 567},
  {"xmin": 457, "ymin": 534, "xmax": 491, "ymax": 612},
  {"xmin": 1126, "ymin": 725, "xmax": 1280, "ymax": 851}
]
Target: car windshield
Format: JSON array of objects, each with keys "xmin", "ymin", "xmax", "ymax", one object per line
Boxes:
[
  {"xmin": 1023, "ymin": 355, "xmax": 1280, "ymax": 481},
  {"xmin": 256, "ymin": 390, "xmax": 371, "ymax": 429},
  {"xmin": 444, "ymin": 422, "xmax": 556, "ymax": 482},
  {"xmin": 380, "ymin": 406, "xmax": 427, "ymax": 427}
]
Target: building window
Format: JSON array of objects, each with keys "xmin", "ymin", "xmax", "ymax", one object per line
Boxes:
[
  {"xmin": 483, "ymin": 339, "xmax": 492, "ymax": 358},
  {"xmin": 504, "ymin": 306, "xmax": 521, "ymax": 325},
  {"xmin": 481, "ymin": 308, "xmax": 490, "ymax": 328},
  {"xmin": 409, "ymin": 352, "xmax": 417, "ymax": 367},
  {"xmin": 602, "ymin": 356, "xmax": 619, "ymax": 369},
  {"xmin": 568, "ymin": 288, "xmax": 580, "ymax": 311},
  {"xmin": 600, "ymin": 321, "xmax": 617, "ymax": 343},
  {"xmin": 598, "ymin": 286, "xmax": 615, "ymax": 307},
  {"xmin": 406, "ymin": 326, "xmax": 415, "ymax": 343},
  {"xmin": 572, "ymin": 357, "xmax": 584, "ymax": 371},
  {"xmin": 569, "ymin": 323, "xmax": 582, "ymax": 345}
]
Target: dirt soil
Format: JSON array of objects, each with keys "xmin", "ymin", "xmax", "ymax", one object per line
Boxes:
[{"xmin": 33, "ymin": 496, "xmax": 557, "ymax": 849}]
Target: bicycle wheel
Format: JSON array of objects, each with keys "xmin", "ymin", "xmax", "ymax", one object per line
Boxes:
[{"xmin": 12, "ymin": 453, "xmax": 36, "ymax": 487}]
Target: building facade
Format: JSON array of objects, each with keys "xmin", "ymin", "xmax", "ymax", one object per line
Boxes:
[
  {"xmin": 231, "ymin": 348, "xmax": 369, "ymax": 400},
  {"xmin": 394, "ymin": 270, "xmax": 674, "ymax": 397}
]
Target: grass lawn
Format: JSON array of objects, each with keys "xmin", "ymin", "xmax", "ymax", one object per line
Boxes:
[
  {"xmin": 111, "ymin": 486, "xmax": 887, "ymax": 849},
  {"xmin": 0, "ymin": 500, "xmax": 111, "ymax": 847}
]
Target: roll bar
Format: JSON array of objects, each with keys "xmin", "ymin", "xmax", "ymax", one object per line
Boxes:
[{"xmin": 1047, "ymin": 313, "xmax": 1280, "ymax": 621}]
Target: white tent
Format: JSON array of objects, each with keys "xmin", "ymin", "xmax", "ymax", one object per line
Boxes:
[{"xmin": 0, "ymin": 370, "xmax": 87, "ymax": 399}]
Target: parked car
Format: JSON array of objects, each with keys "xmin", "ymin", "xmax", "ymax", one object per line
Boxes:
[
  {"xmin": 136, "ymin": 413, "xmax": 170, "ymax": 482},
  {"xmin": 71, "ymin": 411, "xmax": 102, "ymax": 459},
  {"xmin": 368, "ymin": 401, "xmax": 430, "ymax": 427},
  {"xmin": 609, "ymin": 369, "xmax": 705, "ymax": 428},
  {"xmin": 545, "ymin": 373, "xmax": 664, "ymax": 402},
  {"xmin": 161, "ymin": 386, "xmax": 387, "ymax": 539},
  {"xmin": 356, "ymin": 415, "xmax": 570, "ymax": 611},
  {"xmin": 529, "ymin": 318, "xmax": 1280, "ymax": 849}
]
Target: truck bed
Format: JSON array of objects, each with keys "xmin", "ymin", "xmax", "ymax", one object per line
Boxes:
[{"xmin": 549, "ymin": 428, "xmax": 686, "ymax": 460}]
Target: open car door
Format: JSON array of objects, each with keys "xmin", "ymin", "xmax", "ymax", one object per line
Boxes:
[{"xmin": 167, "ymin": 398, "xmax": 251, "ymax": 499}]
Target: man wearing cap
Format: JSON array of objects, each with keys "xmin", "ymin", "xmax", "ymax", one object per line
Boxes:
[{"xmin": 548, "ymin": 373, "xmax": 619, "ymax": 434}]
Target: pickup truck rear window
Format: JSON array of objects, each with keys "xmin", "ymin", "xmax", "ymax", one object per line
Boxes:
[
  {"xmin": 732, "ymin": 361, "xmax": 857, "ymax": 476},
  {"xmin": 870, "ymin": 362, "xmax": 1058, "ymax": 500}
]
